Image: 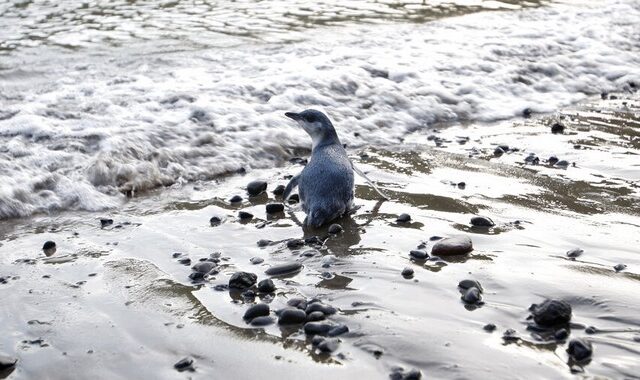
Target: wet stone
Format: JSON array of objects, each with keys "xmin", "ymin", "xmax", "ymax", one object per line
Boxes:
[
  {"xmin": 551, "ymin": 122, "xmax": 565, "ymax": 134},
  {"xmin": 278, "ymin": 308, "xmax": 307, "ymax": 325},
  {"xmin": 287, "ymin": 194, "xmax": 300, "ymax": 204},
  {"xmin": 250, "ymin": 257, "xmax": 264, "ymax": 265},
  {"xmin": 209, "ymin": 216, "xmax": 222, "ymax": 226},
  {"xmin": 172, "ymin": 252, "xmax": 182, "ymax": 258},
  {"xmin": 192, "ymin": 261, "xmax": 215, "ymax": 274},
  {"xmin": 566, "ymin": 248, "xmax": 583, "ymax": 258},
  {"xmin": 522, "ymin": 108, "xmax": 532, "ymax": 118},
  {"xmin": 243, "ymin": 303, "xmax": 270, "ymax": 321},
  {"xmin": 317, "ymin": 338, "xmax": 340, "ymax": 353},
  {"xmin": 247, "ymin": 180, "xmax": 268, "ymax": 196},
  {"xmin": 483, "ymin": 323, "xmax": 496, "ymax": 332},
  {"xmin": 401, "ymin": 267, "xmax": 414, "ymax": 278},
  {"xmin": 461, "ymin": 287, "xmax": 482, "ymax": 304},
  {"xmin": 228, "ymin": 272, "xmax": 257, "ymax": 289},
  {"xmin": 307, "ymin": 311, "xmax": 326, "ymax": 322},
  {"xmin": 287, "ymin": 298, "xmax": 307, "ymax": 310},
  {"xmin": 531, "ymin": 299, "xmax": 572, "ymax": 327},
  {"xmin": 242, "ymin": 290, "xmax": 255, "ymax": 299},
  {"xmin": 409, "ymin": 250, "xmax": 428, "ymax": 260},
  {"xmin": 524, "ymin": 153, "xmax": 540, "ymax": 165},
  {"xmin": 304, "ymin": 322, "xmax": 335, "ymax": 335},
  {"xmin": 250, "ymin": 316, "xmax": 275, "ymax": 326},
  {"xmin": 493, "ymin": 146, "xmax": 505, "ymax": 156},
  {"xmin": 470, "ymin": 216, "xmax": 494, "ymax": 227},
  {"xmin": 548, "ymin": 156, "xmax": 559, "ymax": 165},
  {"xmin": 567, "ymin": 338, "xmax": 593, "ymax": 361},
  {"xmin": 458, "ymin": 279, "xmax": 483, "ymax": 292},
  {"xmin": 266, "ymin": 203, "xmax": 285, "ymax": 214},
  {"xmin": 431, "ymin": 236, "xmax": 473, "ymax": 256},
  {"xmin": 257, "ymin": 279, "xmax": 276, "ymax": 293},
  {"xmin": 305, "ymin": 236, "xmax": 324, "ymax": 246},
  {"xmin": 614, "ymin": 264, "xmax": 627, "ymax": 272},
  {"xmin": 0, "ymin": 355, "xmax": 17, "ymax": 370},
  {"xmin": 273, "ymin": 185, "xmax": 285, "ymax": 196},
  {"xmin": 554, "ymin": 328, "xmax": 569, "ymax": 340},
  {"xmin": 173, "ymin": 357, "xmax": 194, "ymax": 372},
  {"xmin": 328, "ymin": 223, "xmax": 343, "ymax": 234},
  {"xmin": 556, "ymin": 160, "xmax": 570, "ymax": 168},
  {"xmin": 100, "ymin": 218, "xmax": 114, "ymax": 228},
  {"xmin": 42, "ymin": 241, "xmax": 57, "ymax": 257},
  {"xmin": 286, "ymin": 239, "xmax": 304, "ymax": 249},
  {"xmin": 396, "ymin": 213, "xmax": 411, "ymax": 223},
  {"xmin": 238, "ymin": 211, "xmax": 253, "ymax": 220},
  {"xmin": 306, "ymin": 303, "xmax": 337, "ymax": 316},
  {"xmin": 265, "ymin": 262, "xmax": 302, "ymax": 276},
  {"xmin": 503, "ymin": 328, "xmax": 519, "ymax": 341},
  {"xmin": 229, "ymin": 195, "xmax": 243, "ymax": 203},
  {"xmin": 327, "ymin": 324, "xmax": 349, "ymax": 337},
  {"xmin": 257, "ymin": 239, "xmax": 272, "ymax": 247}
]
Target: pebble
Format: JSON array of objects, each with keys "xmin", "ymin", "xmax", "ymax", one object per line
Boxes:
[
  {"xmin": 257, "ymin": 279, "xmax": 276, "ymax": 293},
  {"xmin": 305, "ymin": 236, "xmax": 324, "ymax": 246},
  {"xmin": 286, "ymin": 239, "xmax": 304, "ymax": 249},
  {"xmin": 327, "ymin": 324, "xmax": 349, "ymax": 337},
  {"xmin": 461, "ymin": 287, "xmax": 482, "ymax": 304},
  {"xmin": 556, "ymin": 160, "xmax": 570, "ymax": 168},
  {"xmin": 567, "ymin": 338, "xmax": 593, "ymax": 361},
  {"xmin": 493, "ymin": 146, "xmax": 505, "ymax": 156},
  {"xmin": 229, "ymin": 195, "xmax": 242, "ymax": 203},
  {"xmin": 278, "ymin": 308, "xmax": 307, "ymax": 325},
  {"xmin": 173, "ymin": 357, "xmax": 194, "ymax": 372},
  {"xmin": 458, "ymin": 279, "xmax": 484, "ymax": 292},
  {"xmin": 409, "ymin": 250, "xmax": 429, "ymax": 260},
  {"xmin": 328, "ymin": 223, "xmax": 343, "ymax": 234},
  {"xmin": 42, "ymin": 241, "xmax": 57, "ymax": 257},
  {"xmin": 503, "ymin": 328, "xmax": 519, "ymax": 341},
  {"xmin": 247, "ymin": 180, "xmax": 268, "ymax": 196},
  {"xmin": 238, "ymin": 211, "xmax": 253, "ymax": 220},
  {"xmin": 470, "ymin": 216, "xmax": 494, "ymax": 227},
  {"xmin": 287, "ymin": 298, "xmax": 308, "ymax": 310},
  {"xmin": 401, "ymin": 267, "xmax": 414, "ymax": 278},
  {"xmin": 100, "ymin": 218, "xmax": 114, "ymax": 227},
  {"xmin": 257, "ymin": 239, "xmax": 272, "ymax": 247},
  {"xmin": 317, "ymin": 338, "xmax": 340, "ymax": 353},
  {"xmin": 551, "ymin": 122, "xmax": 565, "ymax": 134},
  {"xmin": 396, "ymin": 213, "xmax": 411, "ymax": 223},
  {"xmin": 306, "ymin": 303, "xmax": 337, "ymax": 316},
  {"xmin": 209, "ymin": 216, "xmax": 222, "ymax": 226},
  {"xmin": 265, "ymin": 262, "xmax": 303, "ymax": 276},
  {"xmin": 307, "ymin": 311, "xmax": 326, "ymax": 322},
  {"xmin": 566, "ymin": 248, "xmax": 583, "ymax": 258},
  {"xmin": 250, "ymin": 316, "xmax": 275, "ymax": 326},
  {"xmin": 178, "ymin": 257, "xmax": 191, "ymax": 266},
  {"xmin": 188, "ymin": 272, "xmax": 205, "ymax": 281},
  {"xmin": 304, "ymin": 322, "xmax": 335, "ymax": 335},
  {"xmin": 172, "ymin": 252, "xmax": 182, "ymax": 258},
  {"xmin": 548, "ymin": 156, "xmax": 559, "ymax": 165},
  {"xmin": 228, "ymin": 272, "xmax": 257, "ymax": 289},
  {"xmin": 266, "ymin": 203, "xmax": 285, "ymax": 214},
  {"xmin": 483, "ymin": 323, "xmax": 496, "ymax": 332},
  {"xmin": 522, "ymin": 108, "xmax": 532, "ymax": 118},
  {"xmin": 390, "ymin": 367, "xmax": 422, "ymax": 380},
  {"xmin": 531, "ymin": 299, "xmax": 572, "ymax": 326},
  {"xmin": 554, "ymin": 328, "xmax": 569, "ymax": 340},
  {"xmin": 431, "ymin": 236, "xmax": 473, "ymax": 256},
  {"xmin": 243, "ymin": 303, "xmax": 270, "ymax": 321},
  {"xmin": 273, "ymin": 185, "xmax": 285, "ymax": 196},
  {"xmin": 192, "ymin": 261, "xmax": 216, "ymax": 274},
  {"xmin": 524, "ymin": 153, "xmax": 540, "ymax": 165},
  {"xmin": 0, "ymin": 355, "xmax": 17, "ymax": 370},
  {"xmin": 287, "ymin": 194, "xmax": 300, "ymax": 203},
  {"xmin": 614, "ymin": 264, "xmax": 627, "ymax": 272},
  {"xmin": 250, "ymin": 257, "xmax": 264, "ymax": 265}
]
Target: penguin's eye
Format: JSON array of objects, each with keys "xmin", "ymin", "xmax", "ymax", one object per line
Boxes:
[{"xmin": 304, "ymin": 114, "xmax": 315, "ymax": 123}]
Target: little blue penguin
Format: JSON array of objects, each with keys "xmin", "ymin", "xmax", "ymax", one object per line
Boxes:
[{"xmin": 283, "ymin": 109, "xmax": 354, "ymax": 228}]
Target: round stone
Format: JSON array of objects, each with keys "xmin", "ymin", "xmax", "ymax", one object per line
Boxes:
[
  {"xmin": 257, "ymin": 279, "xmax": 276, "ymax": 293},
  {"xmin": 243, "ymin": 303, "xmax": 270, "ymax": 321},
  {"xmin": 431, "ymin": 236, "xmax": 473, "ymax": 256},
  {"xmin": 567, "ymin": 338, "xmax": 593, "ymax": 361},
  {"xmin": 278, "ymin": 308, "xmax": 307, "ymax": 325},
  {"xmin": 531, "ymin": 299, "xmax": 572, "ymax": 327},
  {"xmin": 266, "ymin": 203, "xmax": 285, "ymax": 214},
  {"xmin": 396, "ymin": 213, "xmax": 411, "ymax": 223},
  {"xmin": 470, "ymin": 216, "xmax": 494, "ymax": 227},
  {"xmin": 247, "ymin": 180, "xmax": 268, "ymax": 196},
  {"xmin": 265, "ymin": 262, "xmax": 303, "ymax": 276},
  {"xmin": 229, "ymin": 272, "xmax": 257, "ymax": 289},
  {"xmin": 328, "ymin": 224, "xmax": 343, "ymax": 234}
]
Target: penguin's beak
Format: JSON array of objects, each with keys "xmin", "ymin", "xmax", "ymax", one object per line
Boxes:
[{"xmin": 285, "ymin": 112, "xmax": 301, "ymax": 121}]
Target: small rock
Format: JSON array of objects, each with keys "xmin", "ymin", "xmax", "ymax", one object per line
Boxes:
[
  {"xmin": 457, "ymin": 182, "xmax": 466, "ymax": 189},
  {"xmin": 585, "ymin": 326, "xmax": 598, "ymax": 334},
  {"xmin": 192, "ymin": 261, "xmax": 216, "ymax": 274},
  {"xmin": 614, "ymin": 264, "xmax": 626, "ymax": 272},
  {"xmin": 229, "ymin": 195, "xmax": 243, "ymax": 203},
  {"xmin": 461, "ymin": 287, "xmax": 482, "ymax": 304},
  {"xmin": 304, "ymin": 322, "xmax": 335, "ymax": 335},
  {"xmin": 483, "ymin": 323, "xmax": 496, "ymax": 332},
  {"xmin": 286, "ymin": 239, "xmax": 304, "ymax": 249},
  {"xmin": 173, "ymin": 357, "xmax": 194, "ymax": 372},
  {"xmin": 317, "ymin": 338, "xmax": 340, "ymax": 353},
  {"xmin": 250, "ymin": 257, "xmax": 264, "ymax": 265},
  {"xmin": 396, "ymin": 213, "xmax": 411, "ymax": 223},
  {"xmin": 554, "ymin": 328, "xmax": 569, "ymax": 340},
  {"xmin": 265, "ymin": 262, "xmax": 303, "ymax": 276},
  {"xmin": 306, "ymin": 311, "xmax": 326, "ymax": 322},
  {"xmin": 306, "ymin": 303, "xmax": 337, "ymax": 316},
  {"xmin": 328, "ymin": 224, "xmax": 343, "ymax": 234},
  {"xmin": 178, "ymin": 257, "xmax": 191, "ymax": 266},
  {"xmin": 42, "ymin": 241, "xmax": 57, "ymax": 257},
  {"xmin": 522, "ymin": 108, "xmax": 532, "ymax": 118},
  {"xmin": 556, "ymin": 160, "xmax": 570, "ymax": 168},
  {"xmin": 209, "ymin": 216, "xmax": 222, "ymax": 226},
  {"xmin": 243, "ymin": 303, "xmax": 270, "ymax": 321},
  {"xmin": 247, "ymin": 180, "xmax": 268, "ymax": 196},
  {"xmin": 566, "ymin": 248, "xmax": 583, "ymax": 258},
  {"xmin": 567, "ymin": 338, "xmax": 593, "ymax": 361},
  {"xmin": 531, "ymin": 299, "xmax": 572, "ymax": 327},
  {"xmin": 100, "ymin": 218, "xmax": 114, "ymax": 228},
  {"xmin": 470, "ymin": 216, "xmax": 494, "ymax": 227},
  {"xmin": 287, "ymin": 298, "xmax": 308, "ymax": 310},
  {"xmin": 503, "ymin": 328, "xmax": 519, "ymax": 341},
  {"xmin": 401, "ymin": 267, "xmax": 414, "ymax": 278},
  {"xmin": 548, "ymin": 156, "xmax": 559, "ymax": 165},
  {"xmin": 278, "ymin": 308, "xmax": 307, "ymax": 325},
  {"xmin": 257, "ymin": 239, "xmax": 272, "ymax": 247},
  {"xmin": 250, "ymin": 316, "xmax": 275, "ymax": 326},
  {"xmin": 524, "ymin": 153, "xmax": 540, "ymax": 165},
  {"xmin": 305, "ymin": 236, "xmax": 324, "ymax": 246},
  {"xmin": 493, "ymin": 147, "xmax": 505, "ymax": 156},
  {"xmin": 458, "ymin": 279, "xmax": 483, "ymax": 292},
  {"xmin": 257, "ymin": 279, "xmax": 276, "ymax": 293},
  {"xmin": 273, "ymin": 185, "xmax": 285, "ymax": 196},
  {"xmin": 242, "ymin": 290, "xmax": 255, "ymax": 299},
  {"xmin": 431, "ymin": 236, "xmax": 473, "ymax": 256},
  {"xmin": 551, "ymin": 122, "xmax": 565, "ymax": 134},
  {"xmin": 409, "ymin": 250, "xmax": 429, "ymax": 260},
  {"xmin": 266, "ymin": 203, "xmax": 285, "ymax": 214},
  {"xmin": 238, "ymin": 211, "xmax": 253, "ymax": 220},
  {"xmin": 287, "ymin": 194, "xmax": 300, "ymax": 204},
  {"xmin": 172, "ymin": 252, "xmax": 182, "ymax": 258},
  {"xmin": 327, "ymin": 324, "xmax": 349, "ymax": 337},
  {"xmin": 229, "ymin": 272, "xmax": 257, "ymax": 289}
]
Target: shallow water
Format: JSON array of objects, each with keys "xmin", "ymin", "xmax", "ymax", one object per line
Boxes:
[{"xmin": 1, "ymin": 0, "xmax": 640, "ymax": 379}]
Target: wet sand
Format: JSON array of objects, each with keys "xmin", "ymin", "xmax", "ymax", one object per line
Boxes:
[{"xmin": 1, "ymin": 92, "xmax": 639, "ymax": 379}]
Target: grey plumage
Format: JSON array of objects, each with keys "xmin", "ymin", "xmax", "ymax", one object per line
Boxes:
[{"xmin": 284, "ymin": 109, "xmax": 354, "ymax": 227}]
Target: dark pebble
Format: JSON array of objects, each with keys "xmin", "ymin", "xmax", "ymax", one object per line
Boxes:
[
  {"xmin": 229, "ymin": 195, "xmax": 243, "ymax": 203},
  {"xmin": 265, "ymin": 262, "xmax": 303, "ymax": 276},
  {"xmin": 457, "ymin": 182, "xmax": 466, "ymax": 189},
  {"xmin": 173, "ymin": 357, "xmax": 194, "ymax": 372},
  {"xmin": 238, "ymin": 211, "xmax": 253, "ymax": 220},
  {"xmin": 548, "ymin": 156, "xmax": 559, "ymax": 165},
  {"xmin": 100, "ymin": 218, "xmax": 114, "ymax": 227},
  {"xmin": 483, "ymin": 323, "xmax": 497, "ymax": 332},
  {"xmin": 306, "ymin": 303, "xmax": 337, "ymax": 316},
  {"xmin": 307, "ymin": 311, "xmax": 326, "ymax": 322},
  {"xmin": 614, "ymin": 264, "xmax": 626, "ymax": 272},
  {"xmin": 188, "ymin": 272, "xmax": 205, "ymax": 281},
  {"xmin": 250, "ymin": 257, "xmax": 264, "ymax": 265},
  {"xmin": 287, "ymin": 298, "xmax": 308, "ymax": 310},
  {"xmin": 178, "ymin": 257, "xmax": 191, "ymax": 266},
  {"xmin": 554, "ymin": 328, "xmax": 569, "ymax": 340},
  {"xmin": 566, "ymin": 248, "xmax": 583, "ymax": 258},
  {"xmin": 551, "ymin": 122, "xmax": 565, "ymax": 134},
  {"xmin": 42, "ymin": 241, "xmax": 56, "ymax": 250},
  {"xmin": 172, "ymin": 252, "xmax": 182, "ymax": 258},
  {"xmin": 242, "ymin": 290, "xmax": 255, "ymax": 299},
  {"xmin": 250, "ymin": 316, "xmax": 275, "ymax": 326},
  {"xmin": 458, "ymin": 279, "xmax": 483, "ymax": 292},
  {"xmin": 278, "ymin": 308, "xmax": 307, "ymax": 325},
  {"xmin": 470, "ymin": 216, "xmax": 494, "ymax": 227},
  {"xmin": 328, "ymin": 224, "xmax": 343, "ymax": 234},
  {"xmin": 431, "ymin": 236, "xmax": 473, "ymax": 256},
  {"xmin": 209, "ymin": 216, "xmax": 222, "ymax": 226},
  {"xmin": 327, "ymin": 324, "xmax": 349, "ymax": 337},
  {"xmin": 493, "ymin": 147, "xmax": 505, "ymax": 156},
  {"xmin": 305, "ymin": 236, "xmax": 324, "ymax": 246},
  {"xmin": 287, "ymin": 194, "xmax": 300, "ymax": 203},
  {"xmin": 228, "ymin": 272, "xmax": 257, "ymax": 289},
  {"xmin": 401, "ymin": 267, "xmax": 414, "ymax": 278},
  {"xmin": 247, "ymin": 180, "xmax": 268, "ymax": 196},
  {"xmin": 266, "ymin": 203, "xmax": 285, "ymax": 214},
  {"xmin": 524, "ymin": 153, "xmax": 540, "ymax": 165},
  {"xmin": 461, "ymin": 287, "xmax": 482, "ymax": 304},
  {"xmin": 503, "ymin": 328, "xmax": 519, "ymax": 341},
  {"xmin": 273, "ymin": 185, "xmax": 285, "ymax": 196},
  {"xmin": 286, "ymin": 239, "xmax": 305, "ymax": 249},
  {"xmin": 531, "ymin": 299, "xmax": 572, "ymax": 326},
  {"xmin": 304, "ymin": 322, "xmax": 335, "ymax": 335},
  {"xmin": 317, "ymin": 338, "xmax": 340, "ymax": 353},
  {"xmin": 192, "ymin": 261, "xmax": 215, "ymax": 274},
  {"xmin": 556, "ymin": 160, "xmax": 569, "ymax": 168},
  {"xmin": 585, "ymin": 326, "xmax": 598, "ymax": 334},
  {"xmin": 522, "ymin": 108, "xmax": 532, "ymax": 118},
  {"xmin": 243, "ymin": 303, "xmax": 270, "ymax": 321},
  {"xmin": 257, "ymin": 279, "xmax": 276, "ymax": 293},
  {"xmin": 409, "ymin": 250, "xmax": 429, "ymax": 260},
  {"xmin": 567, "ymin": 338, "xmax": 593, "ymax": 361},
  {"xmin": 0, "ymin": 355, "xmax": 17, "ymax": 370},
  {"xmin": 257, "ymin": 239, "xmax": 272, "ymax": 247},
  {"xmin": 396, "ymin": 213, "xmax": 411, "ymax": 223}
]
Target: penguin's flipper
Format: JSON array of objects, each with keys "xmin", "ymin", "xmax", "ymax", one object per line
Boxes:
[
  {"xmin": 283, "ymin": 173, "xmax": 301, "ymax": 201},
  {"xmin": 351, "ymin": 162, "xmax": 390, "ymax": 200}
]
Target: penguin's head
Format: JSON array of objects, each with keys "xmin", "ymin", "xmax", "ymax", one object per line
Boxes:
[{"xmin": 285, "ymin": 109, "xmax": 338, "ymax": 149}]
